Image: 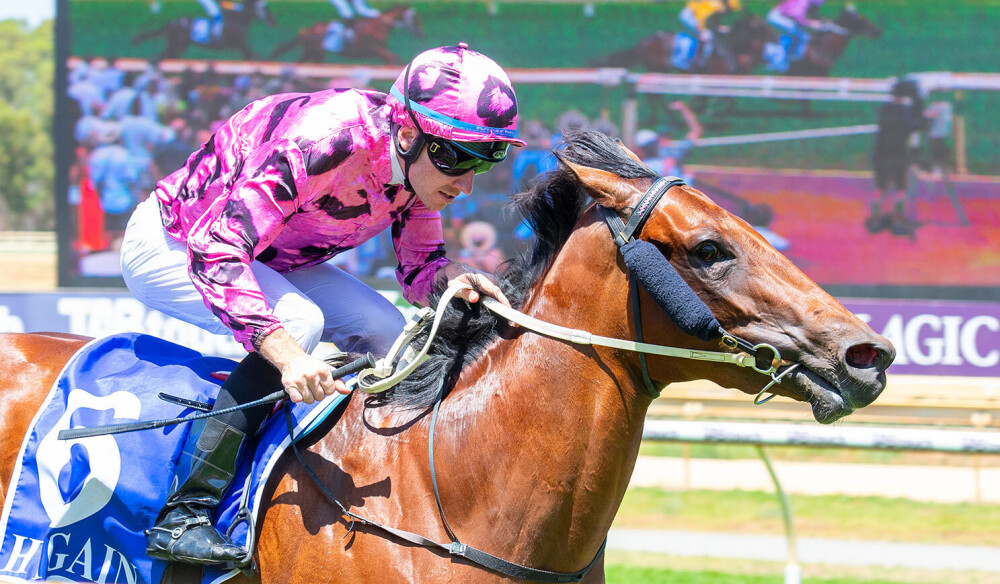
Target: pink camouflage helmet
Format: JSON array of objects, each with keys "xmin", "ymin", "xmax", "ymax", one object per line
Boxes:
[{"xmin": 387, "ymin": 43, "xmax": 526, "ymax": 149}]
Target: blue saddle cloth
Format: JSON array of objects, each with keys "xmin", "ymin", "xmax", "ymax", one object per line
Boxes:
[
  {"xmin": 0, "ymin": 333, "xmax": 349, "ymax": 584},
  {"xmin": 671, "ymin": 32, "xmax": 699, "ymax": 71}
]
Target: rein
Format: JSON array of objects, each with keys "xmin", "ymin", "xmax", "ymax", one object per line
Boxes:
[{"xmin": 291, "ymin": 176, "xmax": 801, "ymax": 581}]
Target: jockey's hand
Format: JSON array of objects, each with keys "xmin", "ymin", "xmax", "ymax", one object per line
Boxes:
[
  {"xmin": 818, "ymin": 20, "xmax": 847, "ymax": 34},
  {"xmin": 257, "ymin": 328, "xmax": 350, "ymax": 404},
  {"xmin": 449, "ymin": 271, "xmax": 511, "ymax": 308}
]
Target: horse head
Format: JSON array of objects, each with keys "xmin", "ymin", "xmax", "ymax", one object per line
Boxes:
[
  {"xmin": 837, "ymin": 5, "xmax": 882, "ymax": 39},
  {"xmin": 542, "ymin": 131, "xmax": 893, "ymax": 423}
]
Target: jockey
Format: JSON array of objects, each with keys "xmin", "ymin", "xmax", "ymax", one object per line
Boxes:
[
  {"xmin": 766, "ymin": 0, "xmax": 843, "ymax": 71},
  {"xmin": 323, "ymin": 0, "xmax": 381, "ymax": 52},
  {"xmin": 330, "ymin": 0, "xmax": 380, "ymax": 19},
  {"xmin": 198, "ymin": 0, "xmax": 225, "ymax": 40},
  {"xmin": 678, "ymin": 0, "xmax": 741, "ymax": 68},
  {"xmin": 183, "ymin": 0, "xmax": 250, "ymax": 43},
  {"xmin": 121, "ymin": 43, "xmax": 523, "ymax": 566}
]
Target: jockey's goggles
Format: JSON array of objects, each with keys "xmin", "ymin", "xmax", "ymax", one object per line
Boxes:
[{"xmin": 425, "ymin": 137, "xmax": 509, "ymax": 176}]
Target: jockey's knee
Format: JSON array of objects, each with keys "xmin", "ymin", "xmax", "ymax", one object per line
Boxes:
[
  {"xmin": 278, "ymin": 302, "xmax": 325, "ymax": 354},
  {"xmin": 330, "ymin": 309, "xmax": 405, "ymax": 357}
]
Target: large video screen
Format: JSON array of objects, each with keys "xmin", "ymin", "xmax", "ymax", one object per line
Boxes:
[{"xmin": 56, "ymin": 0, "xmax": 1000, "ymax": 300}]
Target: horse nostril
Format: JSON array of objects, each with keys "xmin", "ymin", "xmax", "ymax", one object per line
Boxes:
[{"xmin": 846, "ymin": 343, "xmax": 879, "ymax": 368}]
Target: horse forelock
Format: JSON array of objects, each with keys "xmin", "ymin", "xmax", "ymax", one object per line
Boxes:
[{"xmin": 382, "ymin": 130, "xmax": 649, "ymax": 410}]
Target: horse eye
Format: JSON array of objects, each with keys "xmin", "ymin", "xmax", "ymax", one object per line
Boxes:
[{"xmin": 694, "ymin": 241, "xmax": 722, "ymax": 263}]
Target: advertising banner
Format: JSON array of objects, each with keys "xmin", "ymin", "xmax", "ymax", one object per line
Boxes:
[{"xmin": 2, "ymin": 291, "xmax": 997, "ymax": 377}]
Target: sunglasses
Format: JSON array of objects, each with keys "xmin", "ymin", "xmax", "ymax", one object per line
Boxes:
[{"xmin": 425, "ymin": 137, "xmax": 509, "ymax": 176}]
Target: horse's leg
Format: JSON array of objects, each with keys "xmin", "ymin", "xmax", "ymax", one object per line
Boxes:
[
  {"xmin": 241, "ymin": 45, "xmax": 258, "ymax": 60},
  {"xmin": 373, "ymin": 46, "xmax": 400, "ymax": 65},
  {"xmin": 269, "ymin": 37, "xmax": 301, "ymax": 60},
  {"xmin": 132, "ymin": 24, "xmax": 168, "ymax": 46},
  {"xmin": 0, "ymin": 333, "xmax": 89, "ymax": 498}
]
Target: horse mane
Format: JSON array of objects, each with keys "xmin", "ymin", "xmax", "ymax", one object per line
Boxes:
[{"xmin": 377, "ymin": 130, "xmax": 657, "ymax": 410}]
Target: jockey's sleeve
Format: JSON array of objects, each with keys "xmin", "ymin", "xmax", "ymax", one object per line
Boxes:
[
  {"xmin": 328, "ymin": 0, "xmax": 355, "ymax": 19},
  {"xmin": 185, "ymin": 139, "xmax": 305, "ymax": 351},
  {"xmin": 779, "ymin": 0, "xmax": 815, "ymax": 26},
  {"xmin": 392, "ymin": 198, "xmax": 450, "ymax": 307}
]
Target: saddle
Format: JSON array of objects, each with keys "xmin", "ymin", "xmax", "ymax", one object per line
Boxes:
[{"xmin": 0, "ymin": 333, "xmax": 351, "ymax": 584}]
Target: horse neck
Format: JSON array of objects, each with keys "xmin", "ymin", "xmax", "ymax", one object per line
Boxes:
[
  {"xmin": 358, "ymin": 17, "xmax": 391, "ymax": 40},
  {"xmin": 818, "ymin": 32, "xmax": 849, "ymax": 61},
  {"xmin": 441, "ymin": 225, "xmax": 651, "ymax": 567}
]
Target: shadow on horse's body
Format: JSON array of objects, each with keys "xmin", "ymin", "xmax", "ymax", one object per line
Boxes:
[
  {"xmin": 0, "ymin": 132, "xmax": 894, "ymax": 582},
  {"xmin": 131, "ymin": 0, "xmax": 275, "ymax": 60},
  {"xmin": 269, "ymin": 5, "xmax": 422, "ymax": 64},
  {"xmin": 787, "ymin": 8, "xmax": 881, "ymax": 76}
]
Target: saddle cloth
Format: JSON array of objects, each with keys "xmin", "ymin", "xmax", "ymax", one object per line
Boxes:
[
  {"xmin": 0, "ymin": 333, "xmax": 349, "ymax": 584},
  {"xmin": 670, "ymin": 31, "xmax": 699, "ymax": 71}
]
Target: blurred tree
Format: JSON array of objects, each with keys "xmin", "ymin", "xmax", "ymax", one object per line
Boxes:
[{"xmin": 0, "ymin": 20, "xmax": 53, "ymax": 230}]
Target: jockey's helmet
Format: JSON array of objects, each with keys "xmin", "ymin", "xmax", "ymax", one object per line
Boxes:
[{"xmin": 387, "ymin": 43, "xmax": 526, "ymax": 152}]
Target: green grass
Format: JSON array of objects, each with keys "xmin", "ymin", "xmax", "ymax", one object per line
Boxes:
[
  {"xmin": 606, "ymin": 564, "xmax": 906, "ymax": 584},
  {"xmin": 615, "ymin": 487, "xmax": 1000, "ymax": 547},
  {"xmin": 638, "ymin": 441, "xmax": 1000, "ymax": 467},
  {"xmin": 604, "ymin": 551, "xmax": 998, "ymax": 584},
  {"xmin": 68, "ymin": 0, "xmax": 1000, "ymax": 173}
]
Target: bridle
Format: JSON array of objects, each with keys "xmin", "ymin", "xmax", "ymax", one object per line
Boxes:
[
  {"xmin": 595, "ymin": 175, "xmax": 799, "ymax": 403},
  {"xmin": 289, "ymin": 176, "xmax": 802, "ymax": 582}
]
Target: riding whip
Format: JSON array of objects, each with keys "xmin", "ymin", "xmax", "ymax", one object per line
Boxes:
[{"xmin": 57, "ymin": 352, "xmax": 375, "ymax": 441}]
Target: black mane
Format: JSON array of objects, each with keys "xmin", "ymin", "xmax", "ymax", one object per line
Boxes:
[{"xmin": 379, "ymin": 130, "xmax": 657, "ymax": 410}]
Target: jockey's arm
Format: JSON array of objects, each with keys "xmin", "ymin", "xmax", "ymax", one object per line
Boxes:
[
  {"xmin": 434, "ymin": 261, "xmax": 511, "ymax": 307},
  {"xmin": 671, "ymin": 101, "xmax": 703, "ymax": 141},
  {"xmin": 328, "ymin": 0, "xmax": 356, "ymax": 20},
  {"xmin": 257, "ymin": 327, "xmax": 349, "ymax": 403},
  {"xmin": 197, "ymin": 0, "xmax": 222, "ymax": 18}
]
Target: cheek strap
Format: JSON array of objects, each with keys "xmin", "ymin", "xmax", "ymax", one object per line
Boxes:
[{"xmin": 620, "ymin": 238, "xmax": 721, "ymax": 342}]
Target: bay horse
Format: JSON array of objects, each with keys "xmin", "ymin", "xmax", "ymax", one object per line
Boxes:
[
  {"xmin": 591, "ymin": 14, "xmax": 777, "ymax": 123},
  {"xmin": 591, "ymin": 13, "xmax": 777, "ymax": 75},
  {"xmin": 269, "ymin": 5, "xmax": 423, "ymax": 64},
  {"xmin": 787, "ymin": 7, "xmax": 882, "ymax": 77},
  {"xmin": 0, "ymin": 131, "xmax": 893, "ymax": 582},
  {"xmin": 131, "ymin": 0, "xmax": 275, "ymax": 61}
]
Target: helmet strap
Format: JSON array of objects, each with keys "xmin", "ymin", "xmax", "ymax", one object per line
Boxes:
[
  {"xmin": 394, "ymin": 61, "xmax": 429, "ymax": 193},
  {"xmin": 392, "ymin": 122, "xmax": 424, "ymax": 193}
]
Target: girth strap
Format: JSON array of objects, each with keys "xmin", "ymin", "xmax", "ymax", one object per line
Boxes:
[{"xmin": 286, "ymin": 404, "xmax": 606, "ymax": 583}]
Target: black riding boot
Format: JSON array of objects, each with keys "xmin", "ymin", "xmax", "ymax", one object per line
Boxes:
[
  {"xmin": 146, "ymin": 417, "xmax": 248, "ymax": 565},
  {"xmin": 147, "ymin": 352, "xmax": 281, "ymax": 565}
]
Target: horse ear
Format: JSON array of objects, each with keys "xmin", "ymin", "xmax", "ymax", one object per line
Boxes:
[
  {"xmin": 553, "ymin": 151, "xmax": 636, "ymax": 210},
  {"xmin": 615, "ymin": 139, "xmax": 645, "ymax": 164}
]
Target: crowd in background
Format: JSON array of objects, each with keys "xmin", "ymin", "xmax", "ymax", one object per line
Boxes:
[
  {"xmin": 66, "ymin": 58, "xmax": 340, "ymax": 270},
  {"xmin": 66, "ymin": 58, "xmax": 641, "ymax": 279}
]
